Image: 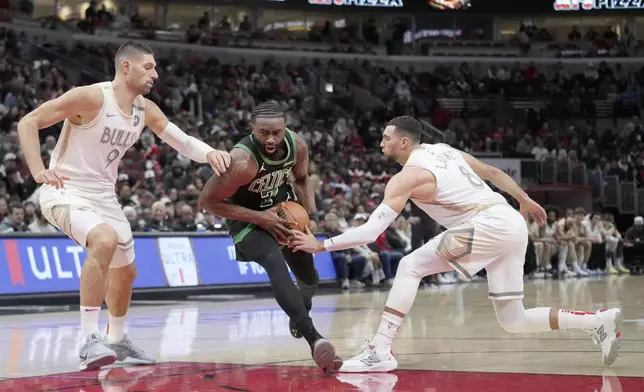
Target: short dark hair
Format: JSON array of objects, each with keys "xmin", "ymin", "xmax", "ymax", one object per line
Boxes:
[
  {"xmin": 251, "ymin": 101, "xmax": 285, "ymax": 123},
  {"xmin": 114, "ymin": 41, "xmax": 154, "ymax": 68},
  {"xmin": 386, "ymin": 116, "xmax": 422, "ymax": 143},
  {"xmin": 8, "ymin": 202, "xmax": 23, "ymax": 214}
]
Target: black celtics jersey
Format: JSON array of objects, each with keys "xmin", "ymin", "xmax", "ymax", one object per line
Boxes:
[{"xmin": 227, "ymin": 129, "xmax": 297, "ymax": 244}]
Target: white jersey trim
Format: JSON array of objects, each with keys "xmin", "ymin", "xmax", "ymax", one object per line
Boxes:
[{"xmin": 108, "ymin": 82, "xmax": 134, "ymax": 119}]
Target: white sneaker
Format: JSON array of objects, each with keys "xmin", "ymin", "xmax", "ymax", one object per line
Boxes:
[
  {"xmin": 572, "ymin": 263, "xmax": 589, "ymax": 276},
  {"xmin": 350, "ymin": 280, "xmax": 366, "ymax": 288},
  {"xmin": 339, "ymin": 340, "xmax": 397, "ymax": 373},
  {"xmin": 562, "ymin": 268, "xmax": 576, "ymax": 278},
  {"xmin": 588, "ymin": 308, "xmax": 623, "ymax": 366}
]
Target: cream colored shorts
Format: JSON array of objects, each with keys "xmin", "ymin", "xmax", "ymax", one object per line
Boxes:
[
  {"xmin": 39, "ymin": 185, "xmax": 134, "ymax": 268},
  {"xmin": 412, "ymin": 204, "xmax": 528, "ymax": 300}
]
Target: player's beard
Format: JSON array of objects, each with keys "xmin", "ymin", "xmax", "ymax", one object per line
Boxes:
[{"xmin": 253, "ymin": 137, "xmax": 284, "ymax": 157}]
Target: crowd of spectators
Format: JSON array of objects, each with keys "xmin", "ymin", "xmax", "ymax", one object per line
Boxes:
[
  {"xmin": 525, "ymin": 207, "xmax": 643, "ymax": 281},
  {"xmin": 0, "ymin": 15, "xmax": 641, "ymax": 288}
]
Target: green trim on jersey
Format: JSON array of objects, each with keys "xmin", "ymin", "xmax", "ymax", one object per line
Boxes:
[{"xmin": 227, "ymin": 128, "xmax": 298, "ymax": 245}]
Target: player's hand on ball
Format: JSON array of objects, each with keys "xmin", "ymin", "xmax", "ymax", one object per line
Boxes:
[
  {"xmin": 35, "ymin": 169, "xmax": 70, "ymax": 189},
  {"xmin": 289, "ymin": 226, "xmax": 323, "ymax": 254},
  {"xmin": 520, "ymin": 197, "xmax": 547, "ymax": 225},
  {"xmin": 257, "ymin": 207, "xmax": 295, "ymax": 244},
  {"xmin": 207, "ymin": 150, "xmax": 231, "ymax": 176}
]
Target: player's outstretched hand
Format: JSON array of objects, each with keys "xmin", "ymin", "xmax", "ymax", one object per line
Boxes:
[
  {"xmin": 34, "ymin": 169, "xmax": 70, "ymax": 189},
  {"xmin": 289, "ymin": 226, "xmax": 323, "ymax": 254},
  {"xmin": 207, "ymin": 150, "xmax": 231, "ymax": 176},
  {"xmin": 520, "ymin": 197, "xmax": 547, "ymax": 225}
]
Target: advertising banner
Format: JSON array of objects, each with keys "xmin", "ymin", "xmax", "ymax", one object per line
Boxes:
[
  {"xmin": 248, "ymin": 0, "xmax": 644, "ymax": 14},
  {"xmin": 0, "ymin": 235, "xmax": 337, "ymax": 295},
  {"xmin": 480, "ymin": 158, "xmax": 522, "ymax": 185}
]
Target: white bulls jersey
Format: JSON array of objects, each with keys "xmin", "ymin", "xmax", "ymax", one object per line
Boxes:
[
  {"xmin": 405, "ymin": 143, "xmax": 508, "ymax": 229},
  {"xmin": 48, "ymin": 81, "xmax": 146, "ymax": 192}
]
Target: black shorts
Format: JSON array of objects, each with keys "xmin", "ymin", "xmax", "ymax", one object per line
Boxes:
[{"xmin": 234, "ymin": 225, "xmax": 313, "ymax": 266}]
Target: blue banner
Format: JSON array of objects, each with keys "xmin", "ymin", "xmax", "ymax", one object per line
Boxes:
[{"xmin": 0, "ymin": 235, "xmax": 337, "ymax": 295}]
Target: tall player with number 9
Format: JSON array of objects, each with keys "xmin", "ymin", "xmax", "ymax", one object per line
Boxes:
[
  {"xmin": 290, "ymin": 116, "xmax": 623, "ymax": 372},
  {"xmin": 17, "ymin": 41, "xmax": 231, "ymax": 371}
]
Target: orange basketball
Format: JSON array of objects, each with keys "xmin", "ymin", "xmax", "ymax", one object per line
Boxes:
[{"xmin": 278, "ymin": 201, "xmax": 310, "ymax": 232}]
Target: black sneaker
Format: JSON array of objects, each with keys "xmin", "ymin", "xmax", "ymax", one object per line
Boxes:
[{"xmin": 289, "ymin": 318, "xmax": 303, "ymax": 339}]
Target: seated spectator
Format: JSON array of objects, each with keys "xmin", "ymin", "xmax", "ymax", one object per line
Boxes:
[
  {"xmin": 573, "ymin": 207, "xmax": 592, "ymax": 272},
  {"xmin": 600, "ymin": 213, "xmax": 629, "ymax": 274},
  {"xmin": 172, "ymin": 205, "xmax": 198, "ymax": 232},
  {"xmin": 370, "ymin": 223, "xmax": 404, "ymax": 283},
  {"xmin": 145, "ymin": 201, "xmax": 173, "ymax": 232},
  {"xmin": 323, "ymin": 212, "xmax": 366, "ymax": 290},
  {"xmin": 583, "ymin": 213, "xmax": 606, "ymax": 274},
  {"xmin": 526, "ymin": 213, "xmax": 543, "ymax": 277},
  {"xmin": 0, "ymin": 203, "xmax": 28, "ymax": 232},
  {"xmin": 123, "ymin": 206, "xmax": 145, "ymax": 232},
  {"xmin": 28, "ymin": 206, "xmax": 57, "ymax": 233},
  {"xmin": 22, "ymin": 200, "xmax": 36, "ymax": 225},
  {"xmin": 349, "ymin": 215, "xmax": 385, "ymax": 286},
  {"xmin": 555, "ymin": 209, "xmax": 584, "ymax": 277},
  {"xmin": 393, "ymin": 216, "xmax": 412, "ymax": 254}
]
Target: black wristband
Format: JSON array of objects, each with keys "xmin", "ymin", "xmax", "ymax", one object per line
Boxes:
[{"xmin": 309, "ymin": 212, "xmax": 320, "ymax": 223}]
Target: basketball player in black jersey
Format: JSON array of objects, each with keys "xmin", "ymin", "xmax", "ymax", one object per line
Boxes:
[{"xmin": 199, "ymin": 101, "xmax": 342, "ymax": 375}]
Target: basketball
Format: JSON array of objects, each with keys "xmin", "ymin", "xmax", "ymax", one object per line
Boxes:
[{"xmin": 278, "ymin": 201, "xmax": 309, "ymax": 232}]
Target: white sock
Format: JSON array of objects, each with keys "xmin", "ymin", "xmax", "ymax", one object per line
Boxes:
[
  {"xmin": 106, "ymin": 314, "xmax": 126, "ymax": 344},
  {"xmin": 80, "ymin": 306, "xmax": 101, "ymax": 338},
  {"xmin": 558, "ymin": 309, "xmax": 598, "ymax": 330},
  {"xmin": 372, "ymin": 312, "xmax": 403, "ymax": 349},
  {"xmin": 558, "ymin": 245, "xmax": 568, "ymax": 271}
]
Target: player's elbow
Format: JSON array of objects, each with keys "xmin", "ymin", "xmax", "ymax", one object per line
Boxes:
[
  {"xmin": 362, "ymin": 231, "xmax": 380, "ymax": 245},
  {"xmin": 17, "ymin": 115, "xmax": 36, "ymax": 134},
  {"xmin": 198, "ymin": 189, "xmax": 217, "ymax": 212}
]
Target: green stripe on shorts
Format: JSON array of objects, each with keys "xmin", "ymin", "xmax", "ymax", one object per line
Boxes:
[{"xmin": 233, "ymin": 223, "xmax": 256, "ymax": 244}]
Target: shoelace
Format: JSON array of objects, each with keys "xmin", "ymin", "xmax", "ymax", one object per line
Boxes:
[{"xmin": 357, "ymin": 340, "xmax": 376, "ymax": 355}]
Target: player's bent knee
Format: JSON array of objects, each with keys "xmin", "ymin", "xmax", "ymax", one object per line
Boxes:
[
  {"xmin": 498, "ymin": 319, "xmax": 526, "ymax": 334},
  {"xmin": 397, "ymin": 255, "xmax": 425, "ymax": 278},
  {"xmin": 494, "ymin": 300, "xmax": 528, "ymax": 334},
  {"xmin": 297, "ymin": 269, "xmax": 319, "ymax": 288},
  {"xmin": 86, "ymin": 224, "xmax": 118, "ymax": 262}
]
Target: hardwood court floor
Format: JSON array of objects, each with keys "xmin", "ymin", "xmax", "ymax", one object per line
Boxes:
[{"xmin": 0, "ymin": 275, "xmax": 643, "ymax": 391}]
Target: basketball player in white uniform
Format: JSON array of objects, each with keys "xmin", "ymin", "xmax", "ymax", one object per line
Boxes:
[
  {"xmin": 17, "ymin": 41, "xmax": 231, "ymax": 371},
  {"xmin": 290, "ymin": 116, "xmax": 623, "ymax": 372}
]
